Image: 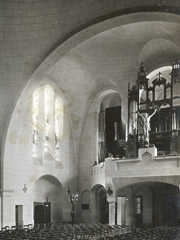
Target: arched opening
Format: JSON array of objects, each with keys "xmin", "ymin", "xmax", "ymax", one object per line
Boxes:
[
  {"xmin": 31, "ymin": 84, "xmax": 65, "ymax": 164},
  {"xmin": 116, "ymin": 182, "xmax": 180, "ymax": 228},
  {"xmin": 98, "ymin": 92, "xmax": 125, "ymax": 162},
  {"xmin": 91, "ymin": 184, "xmax": 109, "ymax": 223},
  {"xmin": 98, "ymin": 188, "xmax": 109, "ymax": 224},
  {"xmin": 33, "ymin": 175, "xmax": 63, "ymax": 224}
]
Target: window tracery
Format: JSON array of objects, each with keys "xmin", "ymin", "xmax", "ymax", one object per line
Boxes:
[
  {"xmin": 32, "ymin": 88, "xmax": 40, "ymax": 158},
  {"xmin": 44, "ymin": 85, "xmax": 52, "ymax": 153},
  {"xmin": 55, "ymin": 97, "xmax": 63, "ymax": 161},
  {"xmin": 32, "ymin": 85, "xmax": 63, "ymax": 162}
]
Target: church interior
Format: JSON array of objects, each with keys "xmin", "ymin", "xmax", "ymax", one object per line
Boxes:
[{"xmin": 1, "ymin": 0, "xmax": 180, "ymax": 239}]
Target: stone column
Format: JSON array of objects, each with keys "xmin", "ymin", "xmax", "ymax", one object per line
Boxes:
[{"xmin": 108, "ymin": 199, "xmax": 116, "ymax": 225}]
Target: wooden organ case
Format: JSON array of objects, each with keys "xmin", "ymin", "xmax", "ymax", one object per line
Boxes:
[{"xmin": 127, "ymin": 58, "xmax": 180, "ymax": 157}]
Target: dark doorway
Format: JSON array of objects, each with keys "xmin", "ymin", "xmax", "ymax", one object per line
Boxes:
[
  {"xmin": 99, "ymin": 189, "xmax": 109, "ymax": 224},
  {"xmin": 152, "ymin": 183, "xmax": 180, "ymax": 227},
  {"xmin": 105, "ymin": 106, "xmax": 125, "ymax": 158},
  {"xmin": 15, "ymin": 205, "xmax": 23, "ymax": 228},
  {"xmin": 34, "ymin": 202, "xmax": 51, "ymax": 224},
  {"xmin": 164, "ymin": 194, "xmax": 180, "ymax": 226},
  {"xmin": 135, "ymin": 196, "xmax": 143, "ymax": 228}
]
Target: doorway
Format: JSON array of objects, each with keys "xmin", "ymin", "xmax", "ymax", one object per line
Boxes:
[
  {"xmin": 15, "ymin": 205, "xmax": 23, "ymax": 228},
  {"xmin": 34, "ymin": 202, "xmax": 51, "ymax": 224},
  {"xmin": 98, "ymin": 189, "xmax": 109, "ymax": 224},
  {"xmin": 33, "ymin": 175, "xmax": 62, "ymax": 223}
]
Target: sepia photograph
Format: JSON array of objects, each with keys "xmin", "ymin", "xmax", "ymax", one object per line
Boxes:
[{"xmin": 0, "ymin": 0, "xmax": 180, "ymax": 239}]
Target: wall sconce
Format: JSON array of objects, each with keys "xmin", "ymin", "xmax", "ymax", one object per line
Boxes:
[
  {"xmin": 45, "ymin": 197, "xmax": 49, "ymax": 207},
  {"xmin": 22, "ymin": 184, "xmax": 27, "ymax": 193},
  {"xmin": 106, "ymin": 186, "xmax": 113, "ymax": 196}
]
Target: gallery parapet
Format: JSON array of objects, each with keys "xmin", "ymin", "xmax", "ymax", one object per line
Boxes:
[{"xmin": 90, "ymin": 161, "xmax": 105, "ymax": 176}]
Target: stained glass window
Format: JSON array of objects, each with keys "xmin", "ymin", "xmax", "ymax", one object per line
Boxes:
[
  {"xmin": 32, "ymin": 88, "xmax": 40, "ymax": 158},
  {"xmin": 44, "ymin": 85, "xmax": 53, "ymax": 153},
  {"xmin": 32, "ymin": 85, "xmax": 63, "ymax": 162},
  {"xmin": 55, "ymin": 97, "xmax": 63, "ymax": 161}
]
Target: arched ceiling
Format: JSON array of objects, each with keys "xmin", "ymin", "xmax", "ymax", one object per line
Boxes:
[
  {"xmin": 41, "ymin": 20, "xmax": 180, "ymax": 150},
  {"xmin": 49, "ymin": 20, "xmax": 180, "ymax": 104},
  {"xmin": 42, "ymin": 12, "xmax": 180, "ymax": 75},
  {"xmin": 100, "ymin": 93, "xmax": 121, "ymax": 110},
  {"xmin": 2, "ymin": 6, "xmax": 180, "ymax": 168}
]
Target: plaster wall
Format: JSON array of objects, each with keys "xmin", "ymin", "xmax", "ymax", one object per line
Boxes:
[
  {"xmin": 2, "ymin": 80, "xmax": 76, "ymax": 226},
  {"xmin": 1, "ymin": 0, "xmax": 180, "ymax": 227}
]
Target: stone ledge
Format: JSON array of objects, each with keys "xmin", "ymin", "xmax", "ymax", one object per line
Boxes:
[
  {"xmin": 154, "ymin": 155, "xmax": 180, "ymax": 160},
  {"xmin": 115, "ymin": 158, "xmax": 140, "ymax": 163}
]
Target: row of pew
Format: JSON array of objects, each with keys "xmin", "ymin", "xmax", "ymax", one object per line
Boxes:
[
  {"xmin": 0, "ymin": 223, "xmax": 180, "ymax": 239},
  {"xmin": 0, "ymin": 223, "xmax": 131, "ymax": 240}
]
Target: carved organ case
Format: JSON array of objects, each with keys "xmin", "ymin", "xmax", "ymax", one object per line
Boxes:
[{"xmin": 127, "ymin": 58, "xmax": 180, "ymax": 156}]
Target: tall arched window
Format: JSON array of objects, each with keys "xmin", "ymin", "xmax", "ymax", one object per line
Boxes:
[
  {"xmin": 32, "ymin": 85, "xmax": 64, "ymax": 162},
  {"xmin": 44, "ymin": 85, "xmax": 53, "ymax": 154},
  {"xmin": 55, "ymin": 97, "xmax": 64, "ymax": 161},
  {"xmin": 32, "ymin": 88, "xmax": 40, "ymax": 158}
]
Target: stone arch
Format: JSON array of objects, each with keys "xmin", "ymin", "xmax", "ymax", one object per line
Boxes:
[
  {"xmin": 147, "ymin": 66, "xmax": 172, "ymax": 81},
  {"xmin": 79, "ymin": 86, "xmax": 125, "ymax": 169},
  {"xmin": 114, "ymin": 175, "xmax": 180, "ymax": 192},
  {"xmin": 2, "ymin": 11, "xmax": 180, "ymax": 165},
  {"xmin": 40, "ymin": 13, "xmax": 180, "ymax": 77},
  {"xmin": 115, "ymin": 181, "xmax": 180, "ymax": 227},
  {"xmin": 97, "ymin": 90, "xmax": 125, "ymax": 161},
  {"xmin": 91, "ymin": 184, "xmax": 106, "ymax": 195},
  {"xmin": 137, "ymin": 38, "xmax": 180, "ymax": 75},
  {"xmin": 33, "ymin": 175, "xmax": 63, "ymax": 223}
]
